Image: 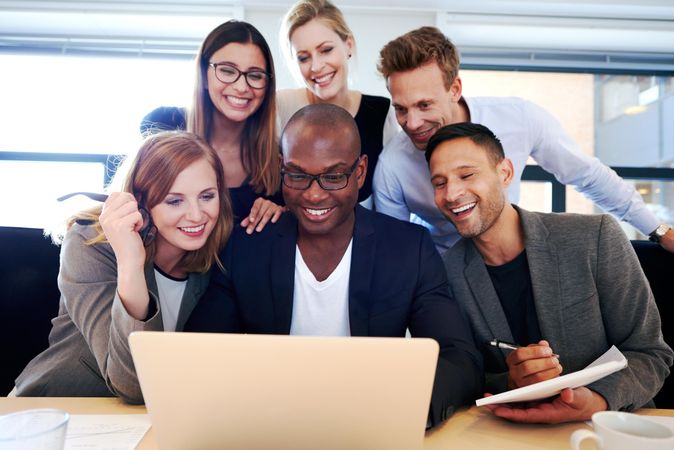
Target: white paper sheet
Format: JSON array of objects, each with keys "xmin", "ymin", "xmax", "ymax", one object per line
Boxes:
[
  {"xmin": 64, "ymin": 414, "xmax": 151, "ymax": 450},
  {"xmin": 476, "ymin": 345, "xmax": 628, "ymax": 406}
]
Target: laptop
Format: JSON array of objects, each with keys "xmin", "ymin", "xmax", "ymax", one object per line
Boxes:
[{"xmin": 129, "ymin": 332, "xmax": 439, "ymax": 450}]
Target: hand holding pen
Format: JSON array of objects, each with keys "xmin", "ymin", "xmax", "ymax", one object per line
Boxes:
[{"xmin": 489, "ymin": 339, "xmax": 563, "ymax": 389}]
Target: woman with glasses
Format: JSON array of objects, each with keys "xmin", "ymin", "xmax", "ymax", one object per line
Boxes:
[
  {"xmin": 277, "ymin": 0, "xmax": 399, "ymax": 208},
  {"xmin": 14, "ymin": 132, "xmax": 233, "ymax": 402},
  {"xmin": 189, "ymin": 20, "xmax": 284, "ymax": 234}
]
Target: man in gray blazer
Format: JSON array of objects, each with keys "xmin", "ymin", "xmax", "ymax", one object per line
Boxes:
[{"xmin": 425, "ymin": 121, "xmax": 673, "ymax": 423}]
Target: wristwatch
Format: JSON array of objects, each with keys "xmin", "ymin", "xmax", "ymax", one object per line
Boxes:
[{"xmin": 649, "ymin": 224, "xmax": 672, "ymax": 243}]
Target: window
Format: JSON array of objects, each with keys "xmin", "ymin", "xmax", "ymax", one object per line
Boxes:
[
  {"xmin": 0, "ymin": 54, "xmax": 194, "ymax": 227},
  {"xmin": 461, "ymin": 69, "xmax": 674, "ymax": 237}
]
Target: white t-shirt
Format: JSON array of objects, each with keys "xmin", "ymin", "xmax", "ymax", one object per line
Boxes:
[
  {"xmin": 290, "ymin": 240, "xmax": 353, "ymax": 337},
  {"xmin": 154, "ymin": 266, "xmax": 187, "ymax": 332}
]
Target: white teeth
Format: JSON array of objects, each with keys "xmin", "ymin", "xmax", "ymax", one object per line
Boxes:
[
  {"xmin": 226, "ymin": 96, "xmax": 249, "ymax": 105},
  {"xmin": 181, "ymin": 224, "xmax": 205, "ymax": 233},
  {"xmin": 451, "ymin": 203, "xmax": 476, "ymax": 214},
  {"xmin": 306, "ymin": 208, "xmax": 330, "ymax": 216},
  {"xmin": 313, "ymin": 73, "xmax": 334, "ymax": 84}
]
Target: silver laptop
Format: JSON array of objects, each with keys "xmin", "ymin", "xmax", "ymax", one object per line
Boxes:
[{"xmin": 129, "ymin": 332, "xmax": 439, "ymax": 450}]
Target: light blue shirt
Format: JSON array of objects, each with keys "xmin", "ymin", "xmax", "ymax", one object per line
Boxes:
[{"xmin": 373, "ymin": 96, "xmax": 659, "ymax": 254}]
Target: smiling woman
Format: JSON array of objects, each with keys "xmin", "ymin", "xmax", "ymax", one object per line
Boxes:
[
  {"xmin": 188, "ymin": 20, "xmax": 284, "ymax": 233},
  {"xmin": 277, "ymin": 0, "xmax": 400, "ymax": 207},
  {"xmin": 13, "ymin": 132, "xmax": 233, "ymax": 402}
]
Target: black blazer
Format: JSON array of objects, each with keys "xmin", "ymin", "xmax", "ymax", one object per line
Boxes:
[{"xmin": 186, "ymin": 206, "xmax": 483, "ymax": 426}]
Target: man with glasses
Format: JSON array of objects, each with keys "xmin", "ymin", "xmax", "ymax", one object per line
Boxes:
[{"xmin": 185, "ymin": 104, "xmax": 483, "ymax": 427}]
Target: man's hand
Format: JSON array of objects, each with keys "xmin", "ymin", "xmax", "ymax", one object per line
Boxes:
[
  {"xmin": 484, "ymin": 387, "xmax": 608, "ymax": 424},
  {"xmin": 506, "ymin": 340, "xmax": 562, "ymax": 389},
  {"xmin": 659, "ymin": 228, "xmax": 674, "ymax": 254}
]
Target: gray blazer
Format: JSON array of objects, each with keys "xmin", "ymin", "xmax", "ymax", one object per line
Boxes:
[
  {"xmin": 14, "ymin": 223, "xmax": 209, "ymax": 403},
  {"xmin": 443, "ymin": 206, "xmax": 673, "ymax": 411}
]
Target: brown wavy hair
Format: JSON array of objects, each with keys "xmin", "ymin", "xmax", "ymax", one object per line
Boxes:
[
  {"xmin": 70, "ymin": 132, "xmax": 233, "ymax": 273},
  {"xmin": 187, "ymin": 20, "xmax": 280, "ymax": 196}
]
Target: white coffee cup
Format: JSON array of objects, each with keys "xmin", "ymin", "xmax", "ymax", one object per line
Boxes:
[{"xmin": 570, "ymin": 411, "xmax": 674, "ymax": 450}]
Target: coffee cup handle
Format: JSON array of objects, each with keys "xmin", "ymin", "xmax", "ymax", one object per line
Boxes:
[{"xmin": 570, "ymin": 429, "xmax": 601, "ymax": 450}]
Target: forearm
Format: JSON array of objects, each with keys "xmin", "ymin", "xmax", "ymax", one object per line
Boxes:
[
  {"xmin": 60, "ymin": 227, "xmax": 156, "ymax": 401},
  {"xmin": 432, "ymin": 350, "xmax": 483, "ymax": 421},
  {"xmin": 528, "ymin": 101, "xmax": 659, "ymax": 235},
  {"xmin": 106, "ymin": 290, "xmax": 163, "ymax": 403},
  {"xmin": 116, "ymin": 263, "xmax": 150, "ymax": 320}
]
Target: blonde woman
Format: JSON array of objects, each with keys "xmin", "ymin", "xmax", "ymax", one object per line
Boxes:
[{"xmin": 278, "ymin": 0, "xmax": 399, "ymax": 208}]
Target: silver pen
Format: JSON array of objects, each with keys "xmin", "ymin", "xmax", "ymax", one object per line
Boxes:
[
  {"xmin": 487, "ymin": 338, "xmax": 560, "ymax": 358},
  {"xmin": 487, "ymin": 339, "xmax": 520, "ymax": 351}
]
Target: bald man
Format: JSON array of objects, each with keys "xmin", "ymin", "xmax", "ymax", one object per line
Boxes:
[{"xmin": 185, "ymin": 104, "xmax": 483, "ymax": 426}]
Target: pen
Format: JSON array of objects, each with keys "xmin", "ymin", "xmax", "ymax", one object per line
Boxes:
[
  {"xmin": 487, "ymin": 339, "xmax": 520, "ymax": 351},
  {"xmin": 487, "ymin": 339, "xmax": 560, "ymax": 358}
]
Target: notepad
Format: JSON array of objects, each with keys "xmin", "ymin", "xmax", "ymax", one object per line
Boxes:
[
  {"xmin": 476, "ymin": 345, "xmax": 628, "ymax": 406},
  {"xmin": 64, "ymin": 414, "xmax": 151, "ymax": 450}
]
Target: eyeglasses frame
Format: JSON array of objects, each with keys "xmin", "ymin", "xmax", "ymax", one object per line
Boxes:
[
  {"xmin": 208, "ymin": 62, "xmax": 272, "ymax": 90},
  {"xmin": 281, "ymin": 156, "xmax": 362, "ymax": 191}
]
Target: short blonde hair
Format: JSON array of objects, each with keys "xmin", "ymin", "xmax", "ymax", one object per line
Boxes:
[
  {"xmin": 280, "ymin": 0, "xmax": 356, "ymax": 69},
  {"xmin": 378, "ymin": 26, "xmax": 460, "ymax": 89}
]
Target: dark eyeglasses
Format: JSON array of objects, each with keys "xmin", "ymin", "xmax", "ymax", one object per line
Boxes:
[
  {"xmin": 208, "ymin": 62, "xmax": 271, "ymax": 89},
  {"xmin": 57, "ymin": 192, "xmax": 156, "ymax": 245},
  {"xmin": 281, "ymin": 157, "xmax": 361, "ymax": 191}
]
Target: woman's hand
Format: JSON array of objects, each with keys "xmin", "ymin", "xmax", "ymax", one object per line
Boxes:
[
  {"xmin": 99, "ymin": 192, "xmax": 150, "ymax": 320},
  {"xmin": 240, "ymin": 197, "xmax": 286, "ymax": 234},
  {"xmin": 99, "ymin": 192, "xmax": 146, "ymax": 269}
]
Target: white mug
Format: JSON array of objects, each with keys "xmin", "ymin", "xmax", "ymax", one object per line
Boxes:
[{"xmin": 570, "ymin": 411, "xmax": 674, "ymax": 450}]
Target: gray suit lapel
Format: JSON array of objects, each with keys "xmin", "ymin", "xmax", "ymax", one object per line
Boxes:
[
  {"xmin": 463, "ymin": 242, "xmax": 514, "ymax": 345},
  {"xmin": 175, "ymin": 271, "xmax": 210, "ymax": 331},
  {"xmin": 348, "ymin": 206, "xmax": 374, "ymax": 337},
  {"xmin": 143, "ymin": 263, "xmax": 164, "ymax": 327},
  {"xmin": 517, "ymin": 207, "xmax": 567, "ymax": 352},
  {"xmin": 271, "ymin": 217, "xmax": 297, "ymax": 334}
]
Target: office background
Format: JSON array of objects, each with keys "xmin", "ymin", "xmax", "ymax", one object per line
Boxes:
[{"xmin": 0, "ymin": 0, "xmax": 673, "ymax": 234}]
